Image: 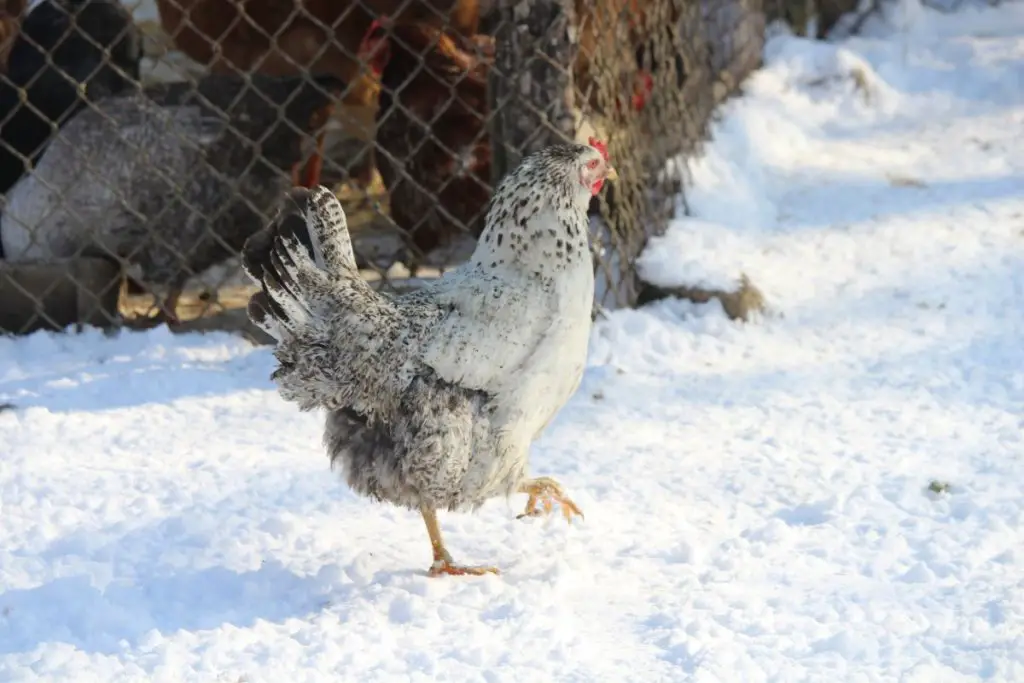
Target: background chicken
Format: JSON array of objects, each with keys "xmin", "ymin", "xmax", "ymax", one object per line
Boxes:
[
  {"xmin": 0, "ymin": 0, "xmax": 25, "ymax": 72},
  {"xmin": 1, "ymin": 73, "xmax": 340, "ymax": 325},
  {"xmin": 362, "ymin": 20, "xmax": 493, "ymax": 271},
  {"xmin": 154, "ymin": 0, "xmax": 483, "ymax": 190},
  {"xmin": 241, "ymin": 139, "xmax": 617, "ymax": 576},
  {"xmin": 0, "ymin": 0, "xmax": 142, "ymax": 198},
  {"xmin": 574, "ymin": 0, "xmax": 657, "ymax": 115}
]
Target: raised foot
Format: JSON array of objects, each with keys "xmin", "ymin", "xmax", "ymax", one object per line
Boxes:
[
  {"xmin": 517, "ymin": 476, "xmax": 584, "ymax": 522},
  {"xmin": 428, "ymin": 560, "xmax": 501, "ymax": 578}
]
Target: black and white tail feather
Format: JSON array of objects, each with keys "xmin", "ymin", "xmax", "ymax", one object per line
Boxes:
[
  {"xmin": 243, "ymin": 186, "xmax": 373, "ymax": 412},
  {"xmin": 242, "ymin": 186, "xmax": 355, "ymax": 341},
  {"xmin": 241, "ymin": 185, "xmax": 444, "ymax": 418}
]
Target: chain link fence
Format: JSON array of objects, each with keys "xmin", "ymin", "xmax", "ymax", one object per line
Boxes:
[{"xmin": 0, "ymin": 0, "xmax": 856, "ymax": 337}]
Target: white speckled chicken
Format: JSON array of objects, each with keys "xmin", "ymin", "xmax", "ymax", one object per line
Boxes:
[{"xmin": 242, "ymin": 139, "xmax": 617, "ymax": 576}]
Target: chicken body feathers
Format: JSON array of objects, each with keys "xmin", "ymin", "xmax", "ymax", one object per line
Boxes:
[{"xmin": 244, "ymin": 186, "xmax": 504, "ymax": 510}]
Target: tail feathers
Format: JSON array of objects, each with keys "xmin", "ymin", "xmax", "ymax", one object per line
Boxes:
[
  {"xmin": 299, "ymin": 185, "xmax": 357, "ymax": 274},
  {"xmin": 242, "ymin": 185, "xmax": 355, "ymax": 341}
]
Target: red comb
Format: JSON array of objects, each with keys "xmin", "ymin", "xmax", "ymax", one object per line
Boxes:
[
  {"xmin": 359, "ymin": 17, "xmax": 389, "ymax": 75},
  {"xmin": 588, "ymin": 136, "xmax": 610, "ymax": 161}
]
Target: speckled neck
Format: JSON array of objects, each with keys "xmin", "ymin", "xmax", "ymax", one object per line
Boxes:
[{"xmin": 470, "ymin": 157, "xmax": 592, "ymax": 277}]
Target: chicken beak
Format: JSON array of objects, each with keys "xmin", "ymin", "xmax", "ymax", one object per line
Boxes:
[{"xmin": 605, "ymin": 164, "xmax": 618, "ymax": 182}]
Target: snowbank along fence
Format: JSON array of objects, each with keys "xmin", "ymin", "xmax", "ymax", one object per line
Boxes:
[{"xmin": 0, "ymin": 0, "xmax": 836, "ymax": 335}]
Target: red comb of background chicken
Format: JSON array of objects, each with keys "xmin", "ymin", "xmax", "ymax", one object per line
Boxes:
[
  {"xmin": 359, "ymin": 17, "xmax": 388, "ymax": 75},
  {"xmin": 633, "ymin": 72, "xmax": 654, "ymax": 112},
  {"xmin": 588, "ymin": 137, "xmax": 610, "ymax": 161}
]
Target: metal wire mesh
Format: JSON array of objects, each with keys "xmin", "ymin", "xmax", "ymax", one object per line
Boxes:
[{"xmin": 0, "ymin": 0, "xmax": 824, "ymax": 336}]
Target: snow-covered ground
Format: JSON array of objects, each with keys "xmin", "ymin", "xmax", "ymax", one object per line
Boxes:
[{"xmin": 3, "ymin": 2, "xmax": 1024, "ymax": 680}]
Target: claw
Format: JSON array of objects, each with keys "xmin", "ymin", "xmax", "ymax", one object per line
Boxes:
[
  {"xmin": 428, "ymin": 560, "xmax": 501, "ymax": 578},
  {"xmin": 517, "ymin": 476, "xmax": 584, "ymax": 522}
]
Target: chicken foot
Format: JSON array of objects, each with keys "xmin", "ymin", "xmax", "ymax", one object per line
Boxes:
[
  {"xmin": 421, "ymin": 507, "xmax": 500, "ymax": 578},
  {"xmin": 128, "ymin": 285, "xmax": 182, "ymax": 329},
  {"xmin": 516, "ymin": 476, "xmax": 584, "ymax": 522}
]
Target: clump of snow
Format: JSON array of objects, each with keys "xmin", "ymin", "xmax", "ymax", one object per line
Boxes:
[
  {"xmin": 640, "ymin": 27, "xmax": 910, "ymax": 297},
  {"xmin": 2, "ymin": 2, "xmax": 1024, "ymax": 680},
  {"xmin": 637, "ymin": 218, "xmax": 759, "ymax": 292},
  {"xmin": 762, "ymin": 33, "xmax": 902, "ymax": 113}
]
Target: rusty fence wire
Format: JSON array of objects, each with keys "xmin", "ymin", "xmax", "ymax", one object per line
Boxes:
[{"xmin": 0, "ymin": 0, "xmax": 857, "ymax": 337}]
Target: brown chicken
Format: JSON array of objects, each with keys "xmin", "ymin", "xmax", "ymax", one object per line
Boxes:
[
  {"xmin": 155, "ymin": 0, "xmax": 482, "ymax": 190},
  {"xmin": 361, "ymin": 20, "xmax": 493, "ymax": 270},
  {"xmin": 575, "ymin": 0, "xmax": 657, "ymax": 115},
  {"xmin": 0, "ymin": 0, "xmax": 25, "ymax": 72}
]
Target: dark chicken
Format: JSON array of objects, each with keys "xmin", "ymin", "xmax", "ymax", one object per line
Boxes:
[
  {"xmin": 362, "ymin": 20, "xmax": 493, "ymax": 270},
  {"xmin": 0, "ymin": 0, "xmax": 25, "ymax": 72},
  {"xmin": 0, "ymin": 0, "xmax": 142, "ymax": 198}
]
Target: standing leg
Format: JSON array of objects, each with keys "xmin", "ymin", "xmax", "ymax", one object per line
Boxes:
[
  {"xmin": 296, "ymin": 102, "xmax": 335, "ymax": 189},
  {"xmin": 301, "ymin": 128, "xmax": 329, "ymax": 188},
  {"xmin": 158, "ymin": 286, "xmax": 183, "ymax": 326},
  {"xmin": 420, "ymin": 506, "xmax": 500, "ymax": 577}
]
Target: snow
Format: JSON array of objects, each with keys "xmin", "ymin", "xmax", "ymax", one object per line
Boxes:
[{"xmin": 3, "ymin": 2, "xmax": 1024, "ymax": 680}]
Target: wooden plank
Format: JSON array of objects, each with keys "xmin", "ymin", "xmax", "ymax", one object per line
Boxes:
[{"xmin": 0, "ymin": 258, "xmax": 121, "ymax": 335}]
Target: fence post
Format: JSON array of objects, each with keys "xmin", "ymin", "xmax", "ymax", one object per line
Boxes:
[{"xmin": 488, "ymin": 0, "xmax": 579, "ymax": 185}]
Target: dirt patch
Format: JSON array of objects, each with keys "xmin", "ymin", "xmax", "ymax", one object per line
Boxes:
[{"xmin": 637, "ymin": 273, "xmax": 767, "ymax": 322}]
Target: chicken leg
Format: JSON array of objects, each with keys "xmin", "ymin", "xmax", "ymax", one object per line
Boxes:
[
  {"xmin": 516, "ymin": 476, "xmax": 584, "ymax": 522},
  {"xmin": 159, "ymin": 286, "xmax": 183, "ymax": 325},
  {"xmin": 421, "ymin": 507, "xmax": 500, "ymax": 577},
  {"xmin": 291, "ymin": 103, "xmax": 334, "ymax": 188},
  {"xmin": 128, "ymin": 285, "xmax": 183, "ymax": 329},
  {"xmin": 302, "ymin": 129, "xmax": 328, "ymax": 187},
  {"xmin": 291, "ymin": 134, "xmax": 326, "ymax": 188}
]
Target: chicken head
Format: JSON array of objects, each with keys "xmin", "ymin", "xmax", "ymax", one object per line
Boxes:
[{"xmin": 582, "ymin": 136, "xmax": 618, "ymax": 196}]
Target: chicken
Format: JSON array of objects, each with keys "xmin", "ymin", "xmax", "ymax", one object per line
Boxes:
[
  {"xmin": 156, "ymin": 0, "xmax": 481, "ymax": 77},
  {"xmin": 0, "ymin": 73, "xmax": 341, "ymax": 325},
  {"xmin": 155, "ymin": 0, "xmax": 482, "ymax": 190},
  {"xmin": 361, "ymin": 20, "xmax": 493, "ymax": 270},
  {"xmin": 0, "ymin": 0, "xmax": 26, "ymax": 72},
  {"xmin": 574, "ymin": 0, "xmax": 656, "ymax": 115},
  {"xmin": 0, "ymin": 0, "xmax": 142, "ymax": 199},
  {"xmin": 241, "ymin": 138, "xmax": 617, "ymax": 576}
]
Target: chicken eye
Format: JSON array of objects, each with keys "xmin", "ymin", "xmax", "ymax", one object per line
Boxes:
[{"xmin": 586, "ymin": 159, "xmax": 600, "ymax": 169}]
